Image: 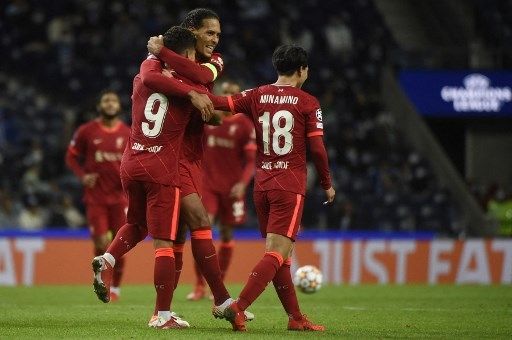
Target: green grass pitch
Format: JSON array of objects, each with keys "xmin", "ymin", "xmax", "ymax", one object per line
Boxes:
[{"xmin": 0, "ymin": 284, "xmax": 510, "ymax": 339}]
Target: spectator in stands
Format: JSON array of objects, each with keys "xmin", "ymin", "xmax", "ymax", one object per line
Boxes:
[
  {"xmin": 18, "ymin": 195, "xmax": 48, "ymax": 231},
  {"xmin": 487, "ymin": 188, "xmax": 512, "ymax": 237},
  {"xmin": 324, "ymin": 15, "xmax": 353, "ymax": 59},
  {"xmin": 0, "ymin": 191, "xmax": 20, "ymax": 229},
  {"xmin": 61, "ymin": 195, "xmax": 85, "ymax": 229}
]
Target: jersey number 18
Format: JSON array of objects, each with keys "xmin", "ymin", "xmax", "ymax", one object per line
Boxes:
[{"xmin": 258, "ymin": 110, "xmax": 294, "ymax": 156}]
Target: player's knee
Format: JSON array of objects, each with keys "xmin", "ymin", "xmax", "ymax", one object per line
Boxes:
[
  {"xmin": 265, "ymin": 233, "xmax": 292, "ymax": 259},
  {"xmin": 187, "ymin": 211, "xmax": 211, "ymax": 229},
  {"xmin": 153, "ymin": 238, "xmax": 173, "ymax": 249},
  {"xmin": 181, "ymin": 195, "xmax": 210, "ymax": 228}
]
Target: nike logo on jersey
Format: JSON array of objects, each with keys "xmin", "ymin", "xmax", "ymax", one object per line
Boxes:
[
  {"xmin": 205, "ymin": 254, "xmax": 216, "ymax": 259},
  {"xmin": 93, "ymin": 139, "xmax": 103, "ymax": 145}
]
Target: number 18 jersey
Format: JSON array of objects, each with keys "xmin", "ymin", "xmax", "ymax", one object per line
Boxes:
[{"xmin": 231, "ymin": 84, "xmax": 324, "ymax": 195}]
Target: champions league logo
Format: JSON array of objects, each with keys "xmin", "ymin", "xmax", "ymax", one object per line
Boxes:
[{"xmin": 440, "ymin": 74, "xmax": 512, "ymax": 112}]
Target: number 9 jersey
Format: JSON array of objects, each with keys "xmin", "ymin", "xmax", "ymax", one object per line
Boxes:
[
  {"xmin": 120, "ymin": 59, "xmax": 206, "ymax": 186},
  {"xmin": 230, "ymin": 84, "xmax": 324, "ymax": 196}
]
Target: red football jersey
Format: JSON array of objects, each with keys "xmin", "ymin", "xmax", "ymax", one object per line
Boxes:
[
  {"xmin": 68, "ymin": 119, "xmax": 130, "ymax": 205},
  {"xmin": 180, "ymin": 53, "xmax": 224, "ymax": 163},
  {"xmin": 203, "ymin": 114, "xmax": 256, "ymax": 193},
  {"xmin": 120, "ymin": 59, "xmax": 206, "ymax": 186},
  {"xmin": 231, "ymin": 84, "xmax": 324, "ymax": 195}
]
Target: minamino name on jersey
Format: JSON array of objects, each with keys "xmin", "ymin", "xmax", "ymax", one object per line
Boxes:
[{"xmin": 260, "ymin": 95, "xmax": 299, "ymax": 104}]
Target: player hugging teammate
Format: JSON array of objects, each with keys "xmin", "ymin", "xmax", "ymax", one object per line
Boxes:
[{"xmin": 88, "ymin": 7, "xmax": 334, "ymax": 333}]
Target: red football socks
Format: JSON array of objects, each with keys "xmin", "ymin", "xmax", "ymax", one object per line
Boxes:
[
  {"xmin": 106, "ymin": 223, "xmax": 147, "ymax": 261},
  {"xmin": 190, "ymin": 227, "xmax": 230, "ymax": 305},
  {"xmin": 272, "ymin": 258, "xmax": 302, "ymax": 319},
  {"xmin": 218, "ymin": 241, "xmax": 234, "ymax": 280},
  {"xmin": 112, "ymin": 256, "xmax": 125, "ymax": 287},
  {"xmin": 172, "ymin": 243, "xmax": 185, "ymax": 289},
  {"xmin": 154, "ymin": 248, "xmax": 175, "ymax": 312},
  {"xmin": 193, "ymin": 261, "xmax": 206, "ymax": 287},
  {"xmin": 237, "ymin": 252, "xmax": 284, "ymax": 311}
]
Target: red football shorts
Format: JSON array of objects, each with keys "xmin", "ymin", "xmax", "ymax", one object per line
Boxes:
[
  {"xmin": 253, "ymin": 190, "xmax": 305, "ymax": 241},
  {"xmin": 203, "ymin": 187, "xmax": 247, "ymax": 225},
  {"xmin": 86, "ymin": 203, "xmax": 126, "ymax": 238},
  {"xmin": 121, "ymin": 179, "xmax": 180, "ymax": 241},
  {"xmin": 179, "ymin": 159, "xmax": 203, "ymax": 198}
]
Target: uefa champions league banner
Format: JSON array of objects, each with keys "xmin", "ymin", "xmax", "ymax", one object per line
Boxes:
[
  {"xmin": 0, "ymin": 232, "xmax": 511, "ymax": 285},
  {"xmin": 399, "ymin": 71, "xmax": 512, "ymax": 117}
]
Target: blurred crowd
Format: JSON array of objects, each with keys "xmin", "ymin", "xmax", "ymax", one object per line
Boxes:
[{"xmin": 0, "ymin": 0, "xmax": 474, "ymax": 234}]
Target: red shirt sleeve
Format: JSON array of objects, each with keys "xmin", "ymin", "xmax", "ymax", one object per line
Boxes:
[
  {"xmin": 208, "ymin": 88, "xmax": 254, "ymax": 114},
  {"xmin": 232, "ymin": 89, "xmax": 255, "ymax": 115},
  {"xmin": 156, "ymin": 48, "xmax": 223, "ymax": 84},
  {"xmin": 139, "ymin": 57, "xmax": 201, "ymax": 97},
  {"xmin": 240, "ymin": 121, "xmax": 257, "ymax": 185},
  {"xmin": 306, "ymin": 98, "xmax": 324, "ymax": 138},
  {"xmin": 65, "ymin": 126, "xmax": 87, "ymax": 178},
  {"xmin": 308, "ymin": 136, "xmax": 332, "ymax": 190}
]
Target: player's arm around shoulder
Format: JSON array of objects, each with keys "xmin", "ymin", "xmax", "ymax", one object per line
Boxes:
[{"xmin": 147, "ymin": 36, "xmax": 222, "ymax": 85}]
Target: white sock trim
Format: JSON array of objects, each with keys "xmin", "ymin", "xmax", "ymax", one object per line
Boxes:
[{"xmin": 103, "ymin": 253, "xmax": 116, "ymax": 267}]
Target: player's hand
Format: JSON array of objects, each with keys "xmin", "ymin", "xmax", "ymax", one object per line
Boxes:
[
  {"xmin": 82, "ymin": 173, "xmax": 99, "ymax": 188},
  {"xmin": 230, "ymin": 182, "xmax": 246, "ymax": 200},
  {"xmin": 188, "ymin": 90, "xmax": 214, "ymax": 121},
  {"xmin": 147, "ymin": 35, "xmax": 164, "ymax": 55},
  {"xmin": 323, "ymin": 187, "xmax": 335, "ymax": 205},
  {"xmin": 162, "ymin": 69, "xmax": 174, "ymax": 78}
]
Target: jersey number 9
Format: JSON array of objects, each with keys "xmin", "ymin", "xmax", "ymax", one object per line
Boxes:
[{"xmin": 142, "ymin": 93, "xmax": 168, "ymax": 138}]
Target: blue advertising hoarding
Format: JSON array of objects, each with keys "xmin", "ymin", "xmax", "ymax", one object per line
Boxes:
[{"xmin": 399, "ymin": 71, "xmax": 512, "ymax": 118}]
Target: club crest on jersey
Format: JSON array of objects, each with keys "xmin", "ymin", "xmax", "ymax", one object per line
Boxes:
[
  {"xmin": 316, "ymin": 108, "xmax": 323, "ymax": 122},
  {"xmin": 116, "ymin": 137, "xmax": 124, "ymax": 149}
]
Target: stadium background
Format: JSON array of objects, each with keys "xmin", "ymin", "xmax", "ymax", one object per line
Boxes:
[{"xmin": 1, "ymin": 0, "xmax": 512, "ymax": 286}]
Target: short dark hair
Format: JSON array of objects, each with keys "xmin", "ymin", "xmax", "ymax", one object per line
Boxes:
[
  {"xmin": 181, "ymin": 8, "xmax": 219, "ymax": 29},
  {"xmin": 162, "ymin": 26, "xmax": 197, "ymax": 54},
  {"xmin": 272, "ymin": 45, "xmax": 308, "ymax": 76},
  {"xmin": 98, "ymin": 89, "xmax": 119, "ymax": 103}
]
